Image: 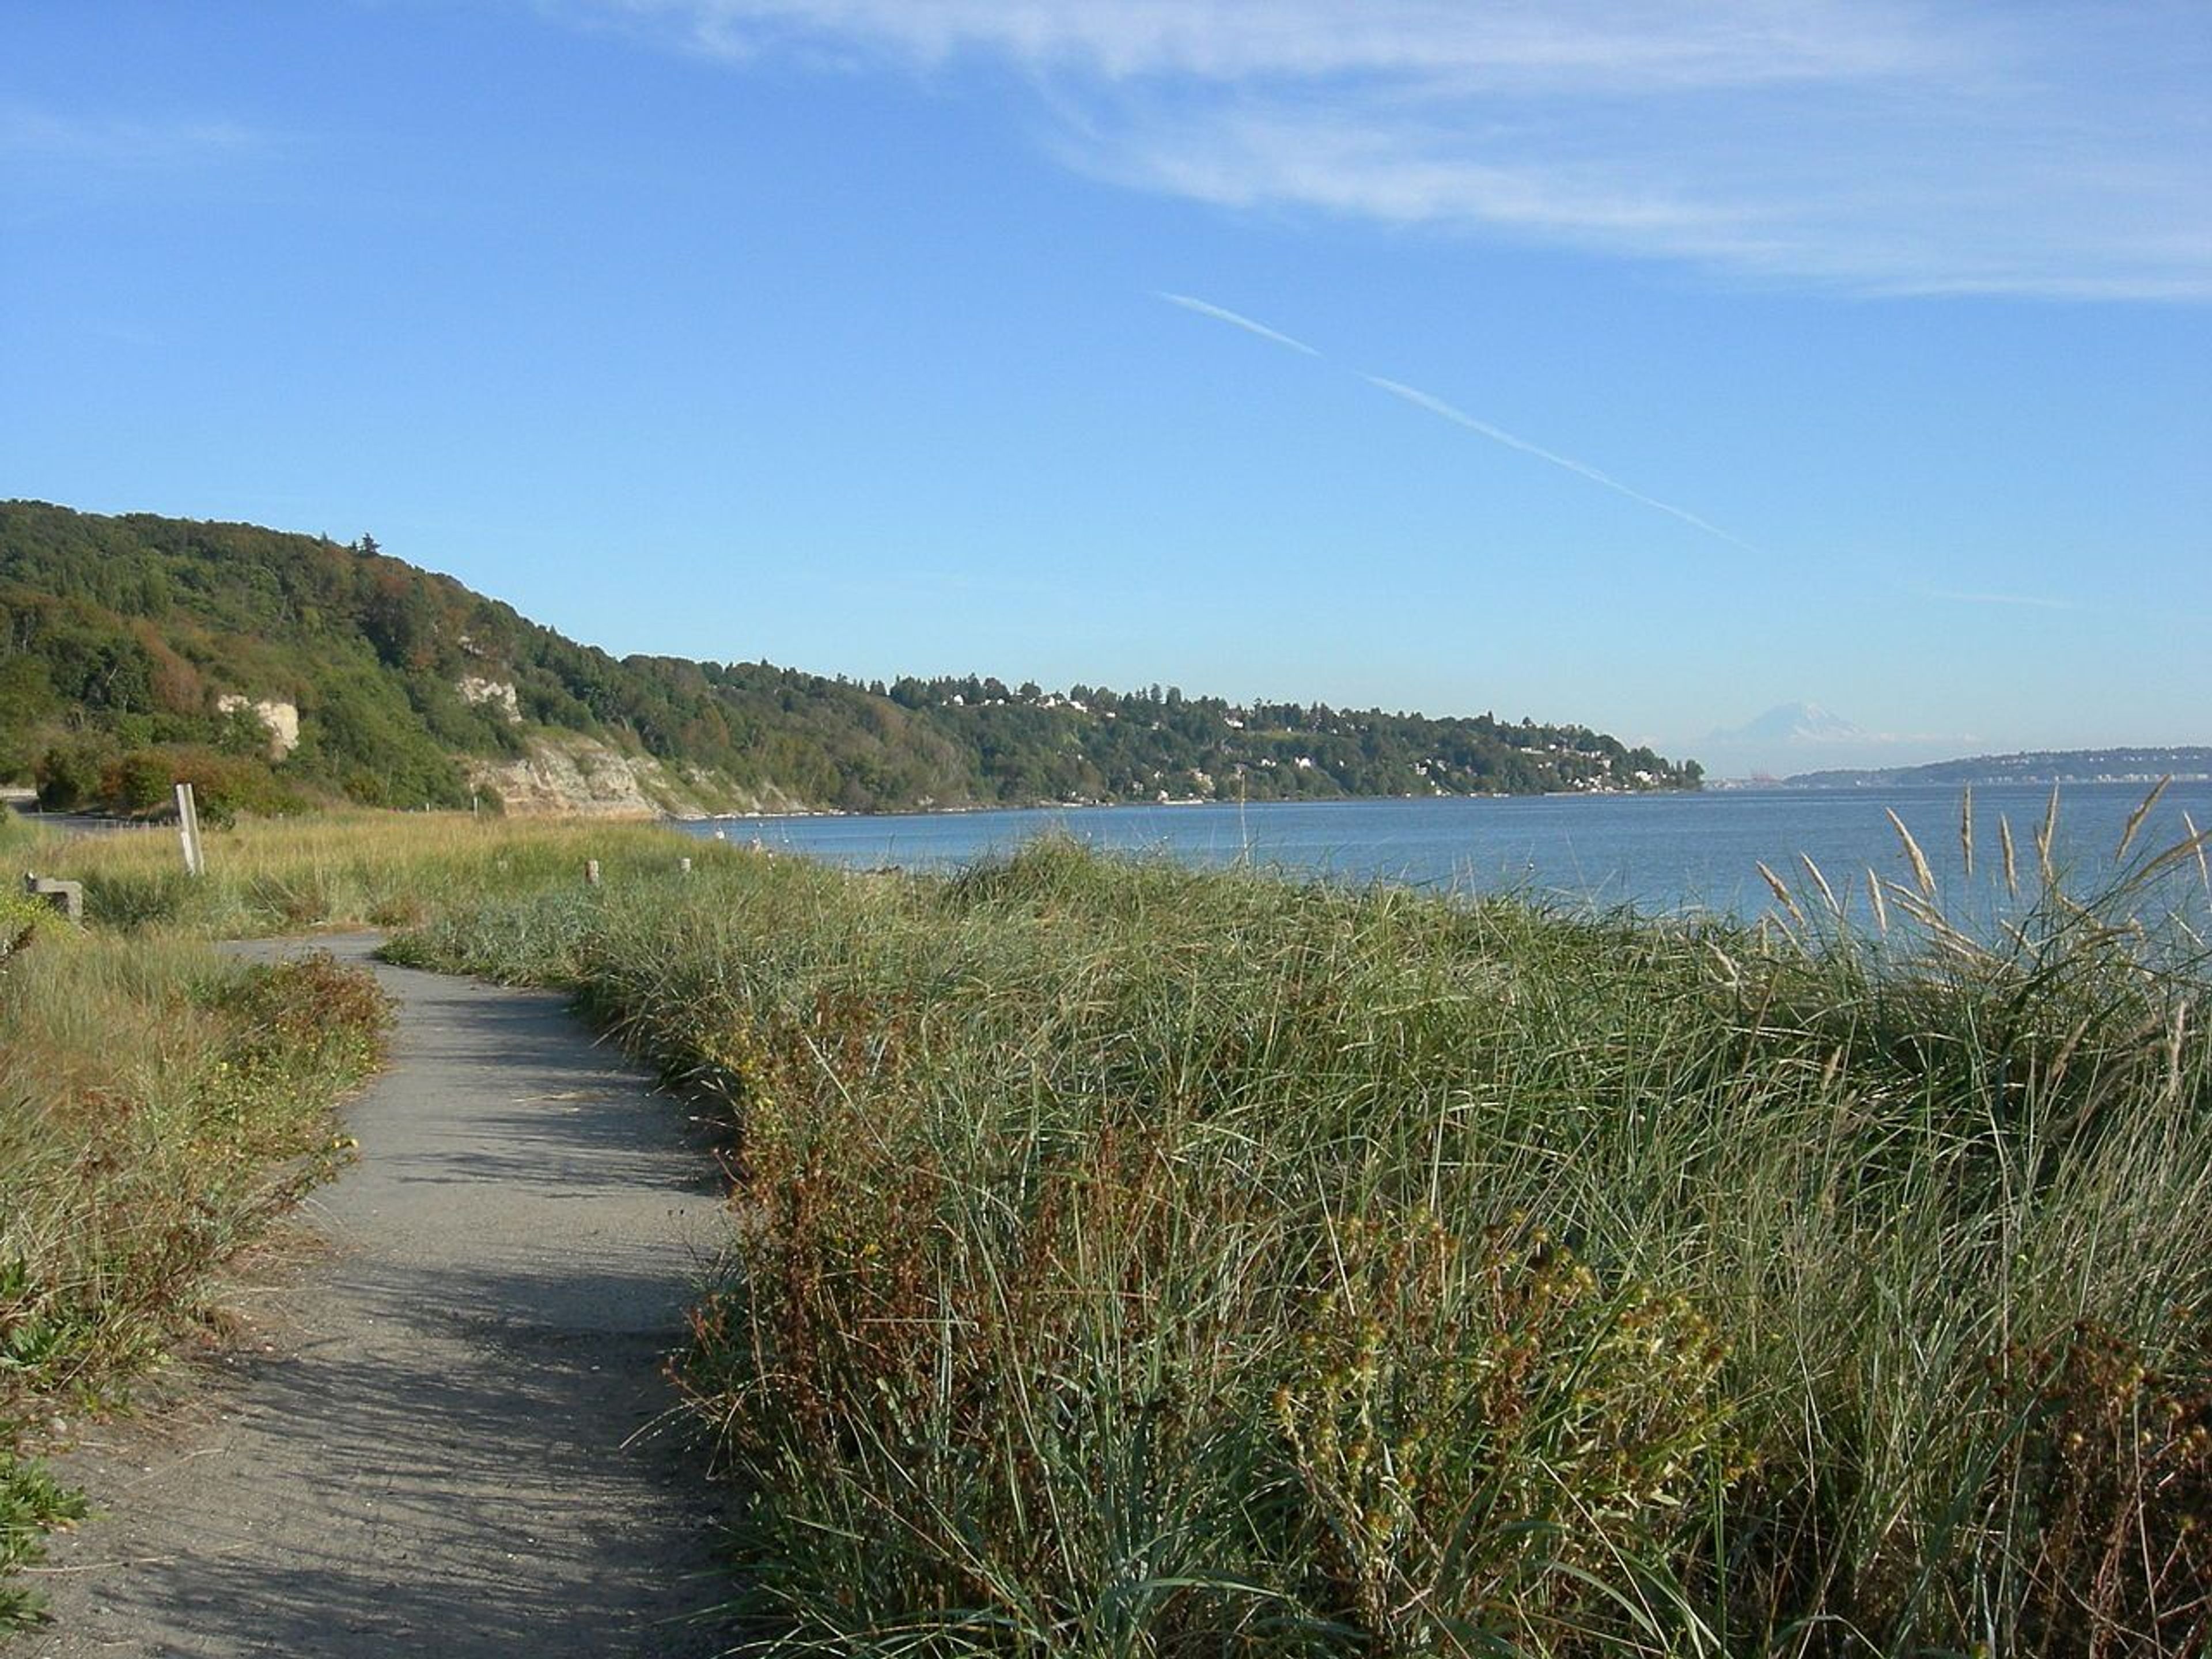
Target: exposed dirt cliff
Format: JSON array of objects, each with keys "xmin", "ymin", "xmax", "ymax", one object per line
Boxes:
[{"xmin": 464, "ymin": 733, "xmax": 809, "ymax": 820}]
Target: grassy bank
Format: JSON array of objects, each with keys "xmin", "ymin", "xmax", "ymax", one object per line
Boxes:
[
  {"xmin": 20, "ymin": 805, "xmax": 2209, "ymax": 1651},
  {"xmin": 375, "ymin": 823, "xmax": 2210, "ymax": 1656},
  {"xmin": 0, "ymin": 814, "xmax": 394, "ymax": 1624}
]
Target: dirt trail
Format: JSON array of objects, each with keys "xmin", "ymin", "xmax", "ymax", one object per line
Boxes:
[{"xmin": 25, "ymin": 935, "xmax": 735, "ymax": 1657}]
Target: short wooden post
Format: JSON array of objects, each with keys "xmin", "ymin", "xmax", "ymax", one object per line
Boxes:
[
  {"xmin": 173, "ymin": 782, "xmax": 206, "ymax": 877},
  {"xmin": 585, "ymin": 859, "xmax": 601, "ymax": 887},
  {"xmin": 679, "ymin": 857, "xmax": 692, "ymax": 875}
]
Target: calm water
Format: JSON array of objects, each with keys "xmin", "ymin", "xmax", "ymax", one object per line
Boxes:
[{"xmin": 679, "ymin": 782, "xmax": 2212, "ymax": 925}]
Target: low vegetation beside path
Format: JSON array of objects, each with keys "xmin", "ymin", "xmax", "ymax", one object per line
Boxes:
[
  {"xmin": 0, "ymin": 813, "xmax": 402, "ymax": 1625},
  {"xmin": 14, "ymin": 804, "xmax": 2210, "ymax": 1652}
]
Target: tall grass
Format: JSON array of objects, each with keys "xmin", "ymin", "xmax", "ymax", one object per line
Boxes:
[
  {"xmin": 22, "ymin": 808, "xmax": 736, "ymax": 935},
  {"xmin": 388, "ymin": 815, "xmax": 2211, "ymax": 1657}
]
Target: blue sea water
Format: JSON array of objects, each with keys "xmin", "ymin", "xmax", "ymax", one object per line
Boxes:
[{"xmin": 679, "ymin": 781, "xmax": 2212, "ymax": 926}]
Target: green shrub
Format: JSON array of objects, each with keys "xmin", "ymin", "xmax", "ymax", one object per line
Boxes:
[
  {"xmin": 99, "ymin": 745, "xmax": 302, "ymax": 825},
  {"xmin": 33, "ymin": 735, "xmax": 113, "ymax": 812}
]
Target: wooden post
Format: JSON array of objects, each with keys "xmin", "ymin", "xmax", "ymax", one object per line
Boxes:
[
  {"xmin": 679, "ymin": 857, "xmax": 692, "ymax": 875},
  {"xmin": 174, "ymin": 782, "xmax": 205, "ymax": 877},
  {"xmin": 585, "ymin": 859, "xmax": 601, "ymax": 887}
]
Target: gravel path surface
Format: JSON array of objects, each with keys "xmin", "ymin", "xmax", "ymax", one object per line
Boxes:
[{"xmin": 24, "ymin": 935, "xmax": 736, "ymax": 1657}]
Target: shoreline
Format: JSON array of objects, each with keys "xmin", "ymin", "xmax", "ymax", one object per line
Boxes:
[{"xmin": 679, "ymin": 783, "xmax": 1705, "ymax": 825}]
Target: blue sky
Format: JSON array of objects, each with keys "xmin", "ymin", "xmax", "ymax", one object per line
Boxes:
[{"xmin": 4, "ymin": 1, "xmax": 2206, "ymax": 775}]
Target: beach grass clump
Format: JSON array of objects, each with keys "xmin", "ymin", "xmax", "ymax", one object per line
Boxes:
[
  {"xmin": 389, "ymin": 819, "xmax": 2212, "ymax": 1656},
  {"xmin": 0, "ymin": 923, "xmax": 391, "ymax": 1625}
]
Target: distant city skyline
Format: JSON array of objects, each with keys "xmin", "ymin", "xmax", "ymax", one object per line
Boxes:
[{"xmin": 5, "ymin": 1, "xmax": 2206, "ymax": 770}]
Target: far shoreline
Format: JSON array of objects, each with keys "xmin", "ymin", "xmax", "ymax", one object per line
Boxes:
[{"xmin": 677, "ymin": 785, "xmax": 1707, "ymax": 826}]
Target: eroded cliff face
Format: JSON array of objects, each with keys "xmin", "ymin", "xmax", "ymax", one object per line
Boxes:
[
  {"xmin": 464, "ymin": 733, "xmax": 810, "ymax": 819},
  {"xmin": 456, "ymin": 676, "xmax": 523, "ymax": 723},
  {"xmin": 214, "ymin": 695, "xmax": 302, "ymax": 759}
]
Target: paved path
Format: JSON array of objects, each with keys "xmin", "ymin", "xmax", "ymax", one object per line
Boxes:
[{"xmin": 25, "ymin": 937, "xmax": 736, "ymax": 1657}]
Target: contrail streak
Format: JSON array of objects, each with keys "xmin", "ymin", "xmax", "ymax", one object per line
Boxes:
[
  {"xmin": 1157, "ymin": 291, "xmax": 1321, "ymax": 355},
  {"xmin": 1154, "ymin": 290, "xmax": 1749, "ymax": 551},
  {"xmin": 1925, "ymin": 587, "xmax": 2075, "ymax": 611},
  {"xmin": 1362, "ymin": 374, "xmax": 1753, "ymax": 551}
]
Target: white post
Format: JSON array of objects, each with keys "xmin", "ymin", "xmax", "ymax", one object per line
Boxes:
[
  {"xmin": 173, "ymin": 782, "xmax": 206, "ymax": 877},
  {"xmin": 585, "ymin": 859, "xmax": 601, "ymax": 887}
]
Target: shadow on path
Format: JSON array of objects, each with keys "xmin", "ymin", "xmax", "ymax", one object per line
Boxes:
[{"xmin": 28, "ymin": 936, "xmax": 739, "ymax": 1658}]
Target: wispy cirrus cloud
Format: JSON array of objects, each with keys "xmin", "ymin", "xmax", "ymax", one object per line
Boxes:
[
  {"xmin": 571, "ymin": 0, "xmax": 2211, "ymax": 300},
  {"xmin": 586, "ymin": 0, "xmax": 1948, "ymax": 87},
  {"xmin": 2, "ymin": 105, "xmax": 271, "ymax": 172}
]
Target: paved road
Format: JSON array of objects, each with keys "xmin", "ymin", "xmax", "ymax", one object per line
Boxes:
[
  {"xmin": 3, "ymin": 802, "xmax": 165, "ymax": 838},
  {"xmin": 25, "ymin": 937, "xmax": 736, "ymax": 1657}
]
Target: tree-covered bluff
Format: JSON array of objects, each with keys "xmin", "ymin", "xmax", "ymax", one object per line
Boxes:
[
  {"xmin": 0, "ymin": 502, "xmax": 1699, "ymax": 817},
  {"xmin": 880, "ymin": 675, "xmax": 1698, "ymax": 802}
]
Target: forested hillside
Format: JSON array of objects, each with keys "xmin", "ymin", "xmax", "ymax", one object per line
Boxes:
[
  {"xmin": 881, "ymin": 675, "xmax": 1697, "ymax": 802},
  {"xmin": 0, "ymin": 502, "xmax": 1698, "ymax": 817}
]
